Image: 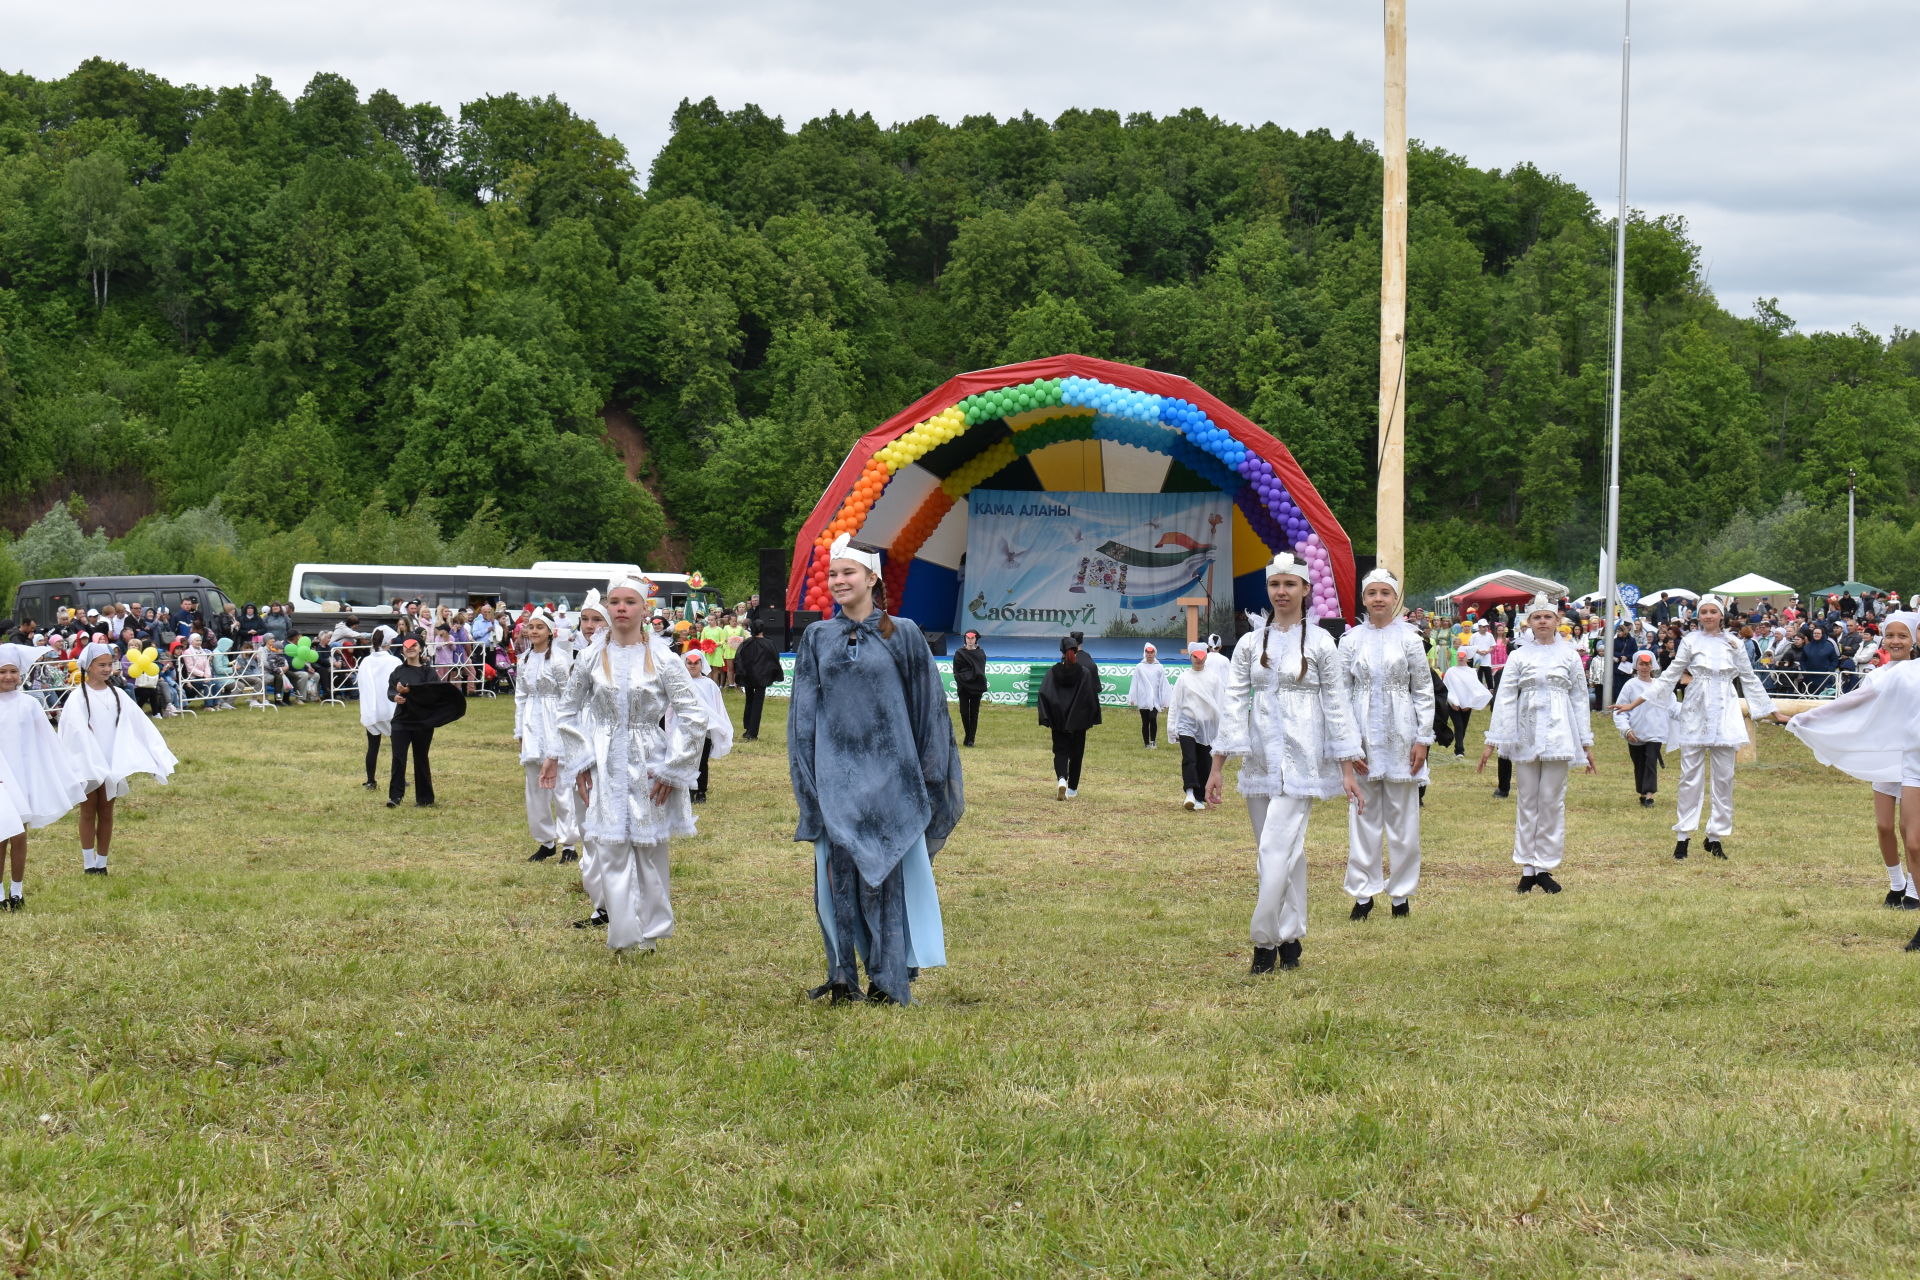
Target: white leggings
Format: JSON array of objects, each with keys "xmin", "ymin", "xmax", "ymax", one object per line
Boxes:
[
  {"xmin": 1346, "ymin": 777, "xmax": 1421, "ymax": 901},
  {"xmin": 523, "ymin": 763, "xmax": 558, "ymax": 845},
  {"xmin": 1673, "ymin": 744, "xmax": 1737, "ymax": 839},
  {"xmin": 1246, "ymin": 795, "xmax": 1315, "ymax": 946}
]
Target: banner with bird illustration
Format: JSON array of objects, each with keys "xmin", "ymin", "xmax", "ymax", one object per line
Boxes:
[{"xmin": 960, "ymin": 489, "xmax": 1228, "ymax": 638}]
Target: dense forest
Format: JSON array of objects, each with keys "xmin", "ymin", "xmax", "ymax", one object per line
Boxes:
[{"xmin": 2, "ymin": 58, "xmax": 1917, "ymax": 609}]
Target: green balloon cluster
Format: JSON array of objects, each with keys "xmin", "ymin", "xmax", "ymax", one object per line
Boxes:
[
  {"xmin": 960, "ymin": 378, "xmax": 1065, "ymax": 426},
  {"xmin": 1012, "ymin": 414, "xmax": 1096, "ymax": 456},
  {"xmin": 285, "ymin": 637, "xmax": 319, "ymax": 670}
]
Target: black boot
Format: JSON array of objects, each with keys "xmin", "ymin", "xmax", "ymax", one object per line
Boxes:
[
  {"xmin": 1517, "ymin": 874, "xmax": 1536, "ymax": 893},
  {"xmin": 1391, "ymin": 900, "xmax": 1411, "ymax": 918},
  {"xmin": 572, "ymin": 907, "xmax": 608, "ymax": 929},
  {"xmin": 1673, "ymin": 839, "xmax": 1689, "ymax": 861},
  {"xmin": 1887, "ymin": 888, "xmax": 1908, "ymax": 908},
  {"xmin": 559, "ymin": 847, "xmax": 578, "ymax": 864},
  {"xmin": 1706, "ymin": 838, "xmax": 1726, "ymax": 860},
  {"xmin": 1277, "ymin": 940, "xmax": 1303, "ymax": 970},
  {"xmin": 1250, "ymin": 946, "xmax": 1277, "ymax": 975},
  {"xmin": 807, "ymin": 981, "xmax": 861, "ymax": 1004},
  {"xmin": 528, "ymin": 844, "xmax": 556, "ymax": 863},
  {"xmin": 1349, "ymin": 898, "xmax": 1374, "ymax": 921},
  {"xmin": 1533, "ymin": 871, "xmax": 1562, "ymax": 894},
  {"xmin": 1906, "ymin": 927, "xmax": 1920, "ymax": 952}
]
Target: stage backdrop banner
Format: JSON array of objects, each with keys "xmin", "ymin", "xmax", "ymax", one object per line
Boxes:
[{"xmin": 960, "ymin": 489, "xmax": 1230, "ymax": 639}]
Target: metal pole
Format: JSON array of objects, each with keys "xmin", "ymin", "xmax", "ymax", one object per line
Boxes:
[
  {"xmin": 1377, "ymin": 0, "xmax": 1408, "ymax": 583},
  {"xmin": 1847, "ymin": 468, "xmax": 1856, "ymax": 583},
  {"xmin": 1601, "ymin": 1, "xmax": 1631, "ymax": 699}
]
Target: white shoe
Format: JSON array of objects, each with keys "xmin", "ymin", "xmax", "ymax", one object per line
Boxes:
[
  {"xmin": 1183, "ymin": 790, "xmax": 1197, "ymax": 810},
  {"xmin": 1065, "ymin": 788, "xmax": 1078, "ymax": 799},
  {"xmin": 1193, "ymin": 799, "xmax": 1207, "ymax": 812},
  {"xmin": 1148, "ymin": 741, "xmax": 1158, "ymax": 749},
  {"xmin": 1057, "ymin": 778, "xmax": 1068, "ymax": 800}
]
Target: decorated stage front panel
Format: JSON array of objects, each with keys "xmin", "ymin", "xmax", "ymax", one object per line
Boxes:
[{"xmin": 959, "ymin": 489, "xmax": 1230, "ymax": 640}]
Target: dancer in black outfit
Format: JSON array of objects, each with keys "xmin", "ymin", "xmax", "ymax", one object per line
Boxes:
[
  {"xmin": 732, "ymin": 622, "xmax": 785, "ymax": 741},
  {"xmin": 1038, "ymin": 635, "xmax": 1101, "ymax": 800},
  {"xmin": 952, "ymin": 630, "xmax": 987, "ymax": 747},
  {"xmin": 387, "ymin": 638, "xmax": 465, "ymax": 808}
]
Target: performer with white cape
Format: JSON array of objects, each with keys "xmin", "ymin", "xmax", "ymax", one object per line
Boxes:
[
  {"xmin": 357, "ymin": 626, "xmax": 400, "ymax": 790},
  {"xmin": 680, "ymin": 649, "xmax": 733, "ymax": 803},
  {"xmin": 1165, "ymin": 641, "xmax": 1225, "ymax": 811},
  {"xmin": 57, "ymin": 643, "xmax": 177, "ymax": 877},
  {"xmin": 1126, "ymin": 643, "xmax": 1172, "ymax": 749},
  {"xmin": 0, "ymin": 644, "xmax": 90, "ymax": 908},
  {"xmin": 1339, "ymin": 569, "xmax": 1434, "ymax": 918},
  {"xmin": 1612, "ymin": 652, "xmax": 1675, "ymax": 810},
  {"xmin": 1785, "ymin": 610, "xmax": 1920, "ymax": 922}
]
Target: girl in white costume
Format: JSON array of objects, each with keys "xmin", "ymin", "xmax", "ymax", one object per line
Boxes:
[
  {"xmin": 513, "ymin": 610, "xmax": 571, "ymax": 861},
  {"xmin": 57, "ymin": 643, "xmax": 178, "ymax": 877},
  {"xmin": 0, "ymin": 644, "xmax": 89, "ymax": 909},
  {"xmin": 1126, "ymin": 643, "xmax": 1172, "ymax": 749},
  {"xmin": 1613, "ymin": 594, "xmax": 1786, "ymax": 860},
  {"xmin": 1479, "ymin": 596, "xmax": 1593, "ymax": 892},
  {"xmin": 357, "ymin": 626, "xmax": 400, "ymax": 790},
  {"xmin": 1207, "ymin": 552, "xmax": 1364, "ymax": 973},
  {"xmin": 540, "ymin": 578, "xmax": 707, "ymax": 954},
  {"xmin": 680, "ymin": 650, "xmax": 733, "ymax": 803},
  {"xmin": 1785, "ymin": 611, "xmax": 1920, "ymax": 911},
  {"xmin": 1612, "ymin": 652, "xmax": 1675, "ymax": 810},
  {"xmin": 562, "ymin": 593, "xmax": 611, "ymax": 927},
  {"xmin": 1166, "ymin": 642, "xmax": 1225, "ymax": 810},
  {"xmin": 1339, "ymin": 568, "xmax": 1434, "ymax": 919}
]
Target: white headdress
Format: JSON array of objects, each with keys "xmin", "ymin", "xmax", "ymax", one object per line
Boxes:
[
  {"xmin": 1524, "ymin": 592, "xmax": 1559, "ymax": 620},
  {"xmin": 1264, "ymin": 551, "xmax": 1312, "ymax": 583},
  {"xmin": 604, "ymin": 573, "xmax": 653, "ymax": 601},
  {"xmin": 524, "ymin": 607, "xmax": 556, "ymax": 631},
  {"xmin": 371, "ymin": 625, "xmax": 398, "ymax": 648},
  {"xmin": 577, "ymin": 588, "xmax": 607, "ymax": 621},
  {"xmin": 1882, "ymin": 610, "xmax": 1920, "ymax": 639},
  {"xmin": 1633, "ymin": 649, "xmax": 1657, "ymax": 664},
  {"xmin": 1696, "ymin": 594, "xmax": 1726, "ymax": 613},
  {"xmin": 829, "ymin": 533, "xmax": 883, "ymax": 576},
  {"xmin": 0, "ymin": 642, "xmax": 49, "ymax": 673},
  {"xmin": 79, "ymin": 642, "xmax": 116, "ymax": 669},
  {"xmin": 1359, "ymin": 566, "xmax": 1401, "ymax": 603}
]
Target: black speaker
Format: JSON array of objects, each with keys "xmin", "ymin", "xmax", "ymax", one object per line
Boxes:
[
  {"xmin": 750, "ymin": 606, "xmax": 785, "ymax": 638},
  {"xmin": 924, "ymin": 631, "xmax": 948, "ymax": 656},
  {"xmin": 788, "ymin": 610, "xmax": 823, "ymax": 647},
  {"xmin": 757, "ymin": 548, "xmax": 788, "ymax": 611}
]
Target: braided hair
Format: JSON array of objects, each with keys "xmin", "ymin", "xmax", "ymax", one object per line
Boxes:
[{"xmin": 1257, "ymin": 609, "xmax": 1312, "ymax": 680}]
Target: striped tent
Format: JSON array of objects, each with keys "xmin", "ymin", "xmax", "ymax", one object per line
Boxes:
[{"xmin": 788, "ymin": 354, "xmax": 1356, "ymax": 629}]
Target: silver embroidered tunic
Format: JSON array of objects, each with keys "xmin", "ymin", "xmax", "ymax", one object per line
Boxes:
[
  {"xmin": 1484, "ymin": 639, "xmax": 1592, "ymax": 763},
  {"xmin": 1641, "ymin": 630, "xmax": 1776, "ymax": 748},
  {"xmin": 513, "ymin": 646, "xmax": 571, "ymax": 765},
  {"xmin": 1214, "ymin": 623, "xmax": 1362, "ymax": 799},
  {"xmin": 1340, "ymin": 619, "xmax": 1436, "ymax": 784},
  {"xmin": 553, "ymin": 638, "xmax": 707, "ymax": 846}
]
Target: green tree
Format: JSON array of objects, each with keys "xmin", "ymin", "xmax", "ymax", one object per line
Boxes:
[
  {"xmin": 221, "ymin": 392, "xmax": 346, "ymax": 529},
  {"xmin": 60, "ymin": 149, "xmax": 141, "ymax": 306}
]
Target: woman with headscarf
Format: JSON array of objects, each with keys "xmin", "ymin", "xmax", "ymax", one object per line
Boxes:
[
  {"xmin": 1614, "ymin": 594, "xmax": 1788, "ymax": 861},
  {"xmin": 789, "ymin": 535, "xmax": 963, "ymax": 1004},
  {"xmin": 1166, "ymin": 641, "xmax": 1226, "ymax": 811},
  {"xmin": 1207, "ymin": 552, "xmax": 1364, "ymax": 973},
  {"xmin": 1785, "ymin": 610, "xmax": 1920, "ymax": 914},
  {"xmin": 1800, "ymin": 623, "xmax": 1841, "ymax": 697},
  {"xmin": 56, "ymin": 642, "xmax": 177, "ymax": 878},
  {"xmin": 680, "ymin": 648, "xmax": 733, "ymax": 803},
  {"xmin": 1612, "ymin": 651, "xmax": 1675, "ymax": 808},
  {"xmin": 1479, "ymin": 594, "xmax": 1594, "ymax": 893},
  {"xmin": 542, "ymin": 575, "xmax": 707, "ymax": 955},
  {"xmin": 1038, "ymin": 635, "xmax": 1102, "ymax": 800},
  {"xmin": 357, "ymin": 626, "xmax": 401, "ymax": 792},
  {"xmin": 1126, "ymin": 643, "xmax": 1173, "ymax": 749},
  {"xmin": 0, "ymin": 643, "xmax": 89, "ymax": 909},
  {"xmin": 1339, "ymin": 568, "xmax": 1434, "ymax": 919}
]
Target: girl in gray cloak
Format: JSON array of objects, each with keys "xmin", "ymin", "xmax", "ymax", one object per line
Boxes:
[{"xmin": 790, "ymin": 535, "xmax": 965, "ymax": 1005}]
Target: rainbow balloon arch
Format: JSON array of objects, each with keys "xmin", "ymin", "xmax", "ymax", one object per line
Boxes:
[{"xmin": 787, "ymin": 354, "xmax": 1356, "ymax": 635}]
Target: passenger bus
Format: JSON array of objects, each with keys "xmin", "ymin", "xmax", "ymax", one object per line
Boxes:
[{"xmin": 286, "ymin": 562, "xmax": 722, "ymax": 627}]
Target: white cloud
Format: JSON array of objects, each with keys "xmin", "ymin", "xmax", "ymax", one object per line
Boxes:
[{"xmin": 10, "ymin": 0, "xmax": 1917, "ymax": 334}]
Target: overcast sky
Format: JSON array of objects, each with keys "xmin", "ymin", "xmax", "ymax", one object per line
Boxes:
[{"xmin": 14, "ymin": 1, "xmax": 1917, "ymax": 337}]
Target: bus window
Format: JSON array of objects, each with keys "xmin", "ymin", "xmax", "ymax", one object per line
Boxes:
[
  {"xmin": 15, "ymin": 594, "xmax": 43, "ymax": 621},
  {"xmin": 302, "ymin": 570, "xmax": 384, "ymax": 608},
  {"xmin": 48, "ymin": 592, "xmax": 74, "ymax": 616},
  {"xmin": 84, "ymin": 591, "xmax": 114, "ymax": 610}
]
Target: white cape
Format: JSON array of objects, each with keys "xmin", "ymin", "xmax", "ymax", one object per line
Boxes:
[
  {"xmin": 1786, "ymin": 660, "xmax": 1920, "ymax": 787},
  {"xmin": 357, "ymin": 651, "xmax": 401, "ymax": 735},
  {"xmin": 57, "ymin": 684, "xmax": 177, "ymax": 800},
  {"xmin": 0, "ymin": 690, "xmax": 90, "ymax": 827},
  {"xmin": 689, "ymin": 677, "xmax": 734, "ymax": 760}
]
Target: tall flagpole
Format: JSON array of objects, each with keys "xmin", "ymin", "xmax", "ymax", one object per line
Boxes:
[
  {"xmin": 1601, "ymin": 1, "xmax": 1631, "ymax": 694},
  {"xmin": 1377, "ymin": 0, "xmax": 1408, "ymax": 584}
]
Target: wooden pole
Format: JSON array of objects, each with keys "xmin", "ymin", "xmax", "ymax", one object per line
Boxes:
[{"xmin": 1377, "ymin": 0, "xmax": 1408, "ymax": 582}]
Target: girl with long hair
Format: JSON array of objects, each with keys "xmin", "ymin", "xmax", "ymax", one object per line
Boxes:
[
  {"xmin": 1207, "ymin": 552, "xmax": 1364, "ymax": 973},
  {"xmin": 57, "ymin": 643, "xmax": 177, "ymax": 877},
  {"xmin": 1339, "ymin": 568, "xmax": 1434, "ymax": 919}
]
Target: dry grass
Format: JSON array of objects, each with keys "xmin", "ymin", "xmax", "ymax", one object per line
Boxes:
[{"xmin": 1, "ymin": 694, "xmax": 1916, "ymax": 1278}]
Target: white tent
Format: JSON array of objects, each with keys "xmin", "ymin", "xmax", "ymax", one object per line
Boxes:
[
  {"xmin": 1649, "ymin": 587, "xmax": 1699, "ymax": 600},
  {"xmin": 1709, "ymin": 573, "xmax": 1794, "ymax": 598}
]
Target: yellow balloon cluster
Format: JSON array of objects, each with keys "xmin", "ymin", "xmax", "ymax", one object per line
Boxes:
[
  {"xmin": 126, "ymin": 646, "xmax": 159, "ymax": 679},
  {"xmin": 877, "ymin": 406, "xmax": 968, "ymax": 473},
  {"xmin": 940, "ymin": 440, "xmax": 1018, "ymax": 498}
]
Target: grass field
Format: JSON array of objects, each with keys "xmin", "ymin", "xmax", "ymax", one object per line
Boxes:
[{"xmin": 2, "ymin": 691, "xmax": 1917, "ymax": 1278}]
